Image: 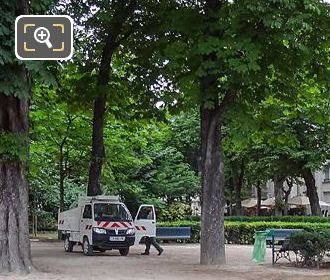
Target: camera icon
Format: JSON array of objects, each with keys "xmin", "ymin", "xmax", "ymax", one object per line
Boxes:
[{"xmin": 15, "ymin": 15, "xmax": 73, "ymax": 60}]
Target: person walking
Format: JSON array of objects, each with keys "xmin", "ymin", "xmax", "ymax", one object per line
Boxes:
[{"xmin": 141, "ymin": 207, "xmax": 164, "ymax": 256}]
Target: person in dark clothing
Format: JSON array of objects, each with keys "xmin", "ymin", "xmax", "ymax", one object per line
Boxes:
[
  {"xmin": 141, "ymin": 207, "xmax": 164, "ymax": 256},
  {"xmin": 142, "ymin": 236, "xmax": 163, "ymax": 256}
]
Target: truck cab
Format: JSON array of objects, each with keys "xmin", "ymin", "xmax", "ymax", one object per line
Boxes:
[{"xmin": 58, "ymin": 196, "xmax": 156, "ymax": 256}]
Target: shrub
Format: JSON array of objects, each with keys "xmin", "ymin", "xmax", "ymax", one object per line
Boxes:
[
  {"xmin": 29, "ymin": 211, "xmax": 57, "ymax": 232},
  {"xmin": 158, "ymin": 202, "xmax": 192, "ymax": 222},
  {"xmin": 288, "ymin": 230, "xmax": 330, "ymax": 267}
]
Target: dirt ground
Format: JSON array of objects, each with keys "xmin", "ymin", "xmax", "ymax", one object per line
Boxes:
[{"xmin": 2, "ymin": 241, "xmax": 330, "ymax": 280}]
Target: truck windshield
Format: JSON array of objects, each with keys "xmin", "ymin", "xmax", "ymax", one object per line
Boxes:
[{"xmin": 94, "ymin": 203, "xmax": 131, "ymax": 222}]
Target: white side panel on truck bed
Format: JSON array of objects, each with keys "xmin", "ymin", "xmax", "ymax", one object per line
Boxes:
[{"xmin": 58, "ymin": 207, "xmax": 82, "ymax": 232}]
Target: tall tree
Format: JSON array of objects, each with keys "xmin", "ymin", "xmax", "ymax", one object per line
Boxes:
[
  {"xmin": 139, "ymin": 0, "xmax": 330, "ymax": 264},
  {"xmin": 86, "ymin": 0, "xmax": 138, "ymax": 196},
  {"xmin": 250, "ymin": 79, "xmax": 330, "ymax": 216},
  {"xmin": 0, "ymin": 0, "xmax": 32, "ymax": 273},
  {"xmin": 64, "ymin": 0, "xmax": 161, "ymax": 196}
]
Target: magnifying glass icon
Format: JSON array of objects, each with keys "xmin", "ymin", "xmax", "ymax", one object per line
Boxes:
[{"xmin": 34, "ymin": 27, "xmax": 53, "ymax": 49}]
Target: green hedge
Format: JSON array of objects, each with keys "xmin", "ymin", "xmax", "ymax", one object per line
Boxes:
[
  {"xmin": 158, "ymin": 220, "xmax": 330, "ymax": 244},
  {"xmin": 186, "ymin": 215, "xmax": 330, "ymax": 223},
  {"xmin": 224, "ymin": 216, "xmax": 330, "ymax": 223}
]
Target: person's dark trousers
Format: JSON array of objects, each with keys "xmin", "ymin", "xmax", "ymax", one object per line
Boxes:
[{"xmin": 144, "ymin": 236, "xmax": 163, "ymax": 254}]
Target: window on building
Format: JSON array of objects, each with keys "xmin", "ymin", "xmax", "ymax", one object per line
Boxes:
[
  {"xmin": 323, "ymin": 192, "xmax": 330, "ymax": 203},
  {"xmin": 324, "ymin": 164, "xmax": 330, "ymax": 182}
]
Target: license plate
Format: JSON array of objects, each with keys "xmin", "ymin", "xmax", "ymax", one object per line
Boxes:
[{"xmin": 109, "ymin": 236, "xmax": 125, "ymax": 241}]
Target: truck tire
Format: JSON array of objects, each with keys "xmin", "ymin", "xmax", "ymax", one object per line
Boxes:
[
  {"xmin": 82, "ymin": 237, "xmax": 93, "ymax": 256},
  {"xmin": 119, "ymin": 248, "xmax": 129, "ymax": 256},
  {"xmin": 64, "ymin": 236, "xmax": 74, "ymax": 252}
]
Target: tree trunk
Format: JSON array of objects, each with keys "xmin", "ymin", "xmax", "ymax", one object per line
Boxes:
[
  {"xmin": 199, "ymin": 89, "xmax": 235, "ymax": 265},
  {"xmin": 256, "ymin": 184, "xmax": 262, "ymax": 216},
  {"xmin": 87, "ymin": 1, "xmax": 136, "ymax": 196},
  {"xmin": 283, "ymin": 197, "xmax": 289, "ymax": 216},
  {"xmin": 232, "ymin": 168, "xmax": 242, "ymax": 216},
  {"xmin": 199, "ymin": 0, "xmax": 236, "ymax": 265},
  {"xmin": 283, "ymin": 178, "xmax": 293, "ymax": 216},
  {"xmin": 200, "ymin": 104, "xmax": 225, "ymax": 265},
  {"xmin": 58, "ymin": 146, "xmax": 65, "ymax": 240},
  {"xmin": 32, "ymin": 195, "xmax": 36, "ymax": 238},
  {"xmin": 0, "ymin": 97, "xmax": 32, "ymax": 273},
  {"xmin": 274, "ymin": 175, "xmax": 285, "ymax": 216},
  {"xmin": 87, "ymin": 43, "xmax": 113, "ymax": 196},
  {"xmin": 0, "ymin": 0, "xmax": 32, "ymax": 272},
  {"xmin": 302, "ymin": 168, "xmax": 321, "ymax": 216},
  {"xmin": 59, "ymin": 145, "xmax": 65, "ymax": 212},
  {"xmin": 227, "ymin": 178, "xmax": 234, "ymax": 216},
  {"xmin": 232, "ymin": 159, "xmax": 244, "ymax": 216}
]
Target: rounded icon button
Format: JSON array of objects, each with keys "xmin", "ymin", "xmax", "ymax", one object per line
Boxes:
[
  {"xmin": 15, "ymin": 15, "xmax": 74, "ymax": 60},
  {"xmin": 34, "ymin": 26, "xmax": 53, "ymax": 48}
]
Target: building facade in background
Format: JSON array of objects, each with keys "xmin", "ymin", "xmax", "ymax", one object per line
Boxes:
[{"xmin": 191, "ymin": 163, "xmax": 330, "ymax": 216}]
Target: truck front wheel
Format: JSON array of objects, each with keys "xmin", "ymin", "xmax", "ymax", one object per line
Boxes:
[
  {"xmin": 64, "ymin": 236, "xmax": 74, "ymax": 252},
  {"xmin": 119, "ymin": 248, "xmax": 129, "ymax": 256},
  {"xmin": 82, "ymin": 237, "xmax": 93, "ymax": 256}
]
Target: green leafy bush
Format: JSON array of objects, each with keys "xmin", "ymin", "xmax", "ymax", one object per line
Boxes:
[
  {"xmin": 184, "ymin": 216, "xmax": 330, "ymax": 223},
  {"xmin": 158, "ymin": 202, "xmax": 192, "ymax": 222},
  {"xmin": 29, "ymin": 211, "xmax": 57, "ymax": 231},
  {"xmin": 38, "ymin": 211, "xmax": 57, "ymax": 231},
  {"xmin": 288, "ymin": 230, "xmax": 330, "ymax": 267}
]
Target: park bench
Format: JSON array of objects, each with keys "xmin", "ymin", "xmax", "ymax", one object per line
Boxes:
[
  {"xmin": 265, "ymin": 228, "xmax": 304, "ymax": 265},
  {"xmin": 156, "ymin": 227, "xmax": 191, "ymax": 242}
]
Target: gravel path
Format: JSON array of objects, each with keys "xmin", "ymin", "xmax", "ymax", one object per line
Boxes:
[{"xmin": 1, "ymin": 242, "xmax": 330, "ymax": 280}]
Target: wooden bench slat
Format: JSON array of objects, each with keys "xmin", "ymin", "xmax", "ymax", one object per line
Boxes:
[{"xmin": 156, "ymin": 227, "xmax": 191, "ymax": 240}]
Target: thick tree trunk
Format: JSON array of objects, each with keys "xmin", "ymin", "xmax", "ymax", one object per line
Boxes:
[
  {"xmin": 274, "ymin": 175, "xmax": 285, "ymax": 216},
  {"xmin": 87, "ymin": 34, "xmax": 115, "ymax": 196},
  {"xmin": 302, "ymin": 168, "xmax": 321, "ymax": 216},
  {"xmin": 200, "ymin": 104, "xmax": 225, "ymax": 265},
  {"xmin": 0, "ymin": 1, "xmax": 32, "ymax": 273},
  {"xmin": 87, "ymin": 1, "xmax": 136, "ymax": 196},
  {"xmin": 87, "ymin": 94, "xmax": 106, "ymax": 196},
  {"xmin": 0, "ymin": 95, "xmax": 32, "ymax": 273},
  {"xmin": 199, "ymin": 0, "xmax": 236, "ymax": 266},
  {"xmin": 0, "ymin": 160, "xmax": 32, "ymax": 273}
]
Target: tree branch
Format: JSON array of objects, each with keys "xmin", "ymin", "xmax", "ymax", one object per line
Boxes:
[{"xmin": 218, "ymin": 89, "xmax": 236, "ymax": 118}]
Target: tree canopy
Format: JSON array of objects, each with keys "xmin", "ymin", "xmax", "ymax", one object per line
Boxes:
[{"xmin": 1, "ymin": 0, "xmax": 330, "ymax": 273}]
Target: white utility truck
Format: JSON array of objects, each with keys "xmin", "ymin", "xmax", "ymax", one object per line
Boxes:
[{"xmin": 58, "ymin": 195, "xmax": 156, "ymax": 256}]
